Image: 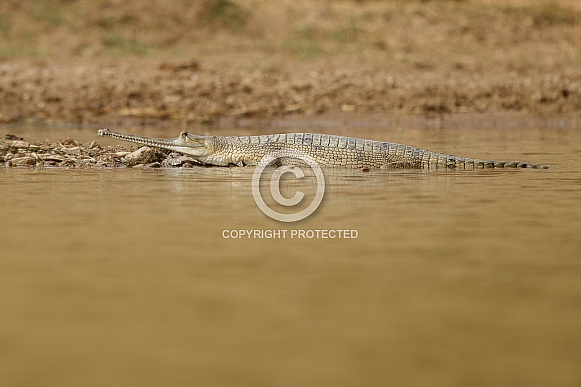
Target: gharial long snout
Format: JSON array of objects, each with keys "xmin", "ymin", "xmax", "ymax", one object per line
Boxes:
[{"xmin": 97, "ymin": 128, "xmax": 212, "ymax": 158}]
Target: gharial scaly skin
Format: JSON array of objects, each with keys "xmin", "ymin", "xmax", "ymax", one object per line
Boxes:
[{"xmin": 97, "ymin": 129, "xmax": 550, "ymax": 169}]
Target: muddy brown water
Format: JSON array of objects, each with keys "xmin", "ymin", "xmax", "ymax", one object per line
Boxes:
[{"xmin": 1, "ymin": 117, "xmax": 580, "ymax": 386}]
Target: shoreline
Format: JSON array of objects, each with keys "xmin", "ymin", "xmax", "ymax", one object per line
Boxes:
[{"xmin": 1, "ymin": 58, "xmax": 579, "ymax": 126}]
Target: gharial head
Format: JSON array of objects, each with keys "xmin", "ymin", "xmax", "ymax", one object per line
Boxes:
[{"xmin": 97, "ymin": 129, "xmax": 214, "ymax": 158}]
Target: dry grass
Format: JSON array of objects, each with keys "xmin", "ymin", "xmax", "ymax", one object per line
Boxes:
[{"xmin": 0, "ymin": 0, "xmax": 579, "ymax": 73}]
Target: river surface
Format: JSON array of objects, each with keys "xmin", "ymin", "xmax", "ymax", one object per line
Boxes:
[{"xmin": 1, "ymin": 116, "xmax": 580, "ymax": 387}]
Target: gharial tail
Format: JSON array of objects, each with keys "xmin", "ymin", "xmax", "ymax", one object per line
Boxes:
[{"xmin": 438, "ymin": 154, "xmax": 550, "ymax": 169}]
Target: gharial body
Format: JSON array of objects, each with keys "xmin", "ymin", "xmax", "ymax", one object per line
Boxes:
[{"xmin": 97, "ymin": 129, "xmax": 549, "ymax": 170}]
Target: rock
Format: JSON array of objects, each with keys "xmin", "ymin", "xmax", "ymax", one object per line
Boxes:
[
  {"xmin": 162, "ymin": 152, "xmax": 197, "ymax": 167},
  {"xmin": 124, "ymin": 146, "xmax": 164, "ymax": 166},
  {"xmin": 10, "ymin": 156, "xmax": 37, "ymax": 166},
  {"xmin": 60, "ymin": 146, "xmax": 80, "ymax": 154},
  {"xmin": 40, "ymin": 154, "xmax": 65, "ymax": 162},
  {"xmin": 4, "ymin": 134, "xmax": 24, "ymax": 141},
  {"xmin": 7, "ymin": 140, "xmax": 30, "ymax": 148}
]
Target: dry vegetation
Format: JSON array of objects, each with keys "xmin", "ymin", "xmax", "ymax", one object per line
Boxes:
[{"xmin": 0, "ymin": 0, "xmax": 580, "ymax": 123}]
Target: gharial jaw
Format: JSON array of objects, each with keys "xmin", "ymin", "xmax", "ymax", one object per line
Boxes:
[{"xmin": 97, "ymin": 128, "xmax": 213, "ymax": 159}]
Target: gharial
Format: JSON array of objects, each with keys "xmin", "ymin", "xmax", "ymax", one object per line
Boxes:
[{"xmin": 97, "ymin": 129, "xmax": 549, "ymax": 169}]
